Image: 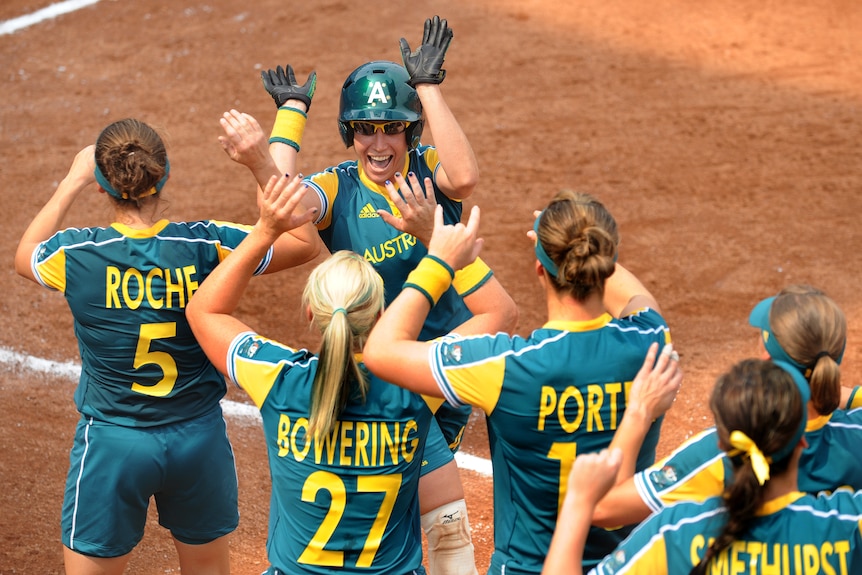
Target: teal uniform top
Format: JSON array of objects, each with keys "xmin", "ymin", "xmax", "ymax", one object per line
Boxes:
[
  {"xmin": 30, "ymin": 219, "xmax": 270, "ymax": 427},
  {"xmin": 635, "ymin": 407, "xmax": 862, "ymax": 512},
  {"xmin": 305, "ymin": 145, "xmax": 469, "ymax": 341},
  {"xmin": 226, "ymin": 331, "xmax": 442, "ymax": 574},
  {"xmin": 428, "ymin": 307, "xmax": 671, "ymax": 573},
  {"xmin": 590, "ymin": 489, "xmax": 862, "ymax": 574}
]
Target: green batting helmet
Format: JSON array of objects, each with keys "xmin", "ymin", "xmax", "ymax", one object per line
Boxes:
[{"xmin": 338, "ymin": 61, "xmax": 424, "ymax": 149}]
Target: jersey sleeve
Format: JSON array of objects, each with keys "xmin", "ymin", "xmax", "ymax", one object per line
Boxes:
[
  {"xmin": 304, "ymin": 168, "xmax": 341, "ymax": 230},
  {"xmin": 845, "ymin": 386, "xmax": 862, "ymax": 410},
  {"xmin": 208, "ymin": 220, "xmax": 273, "ymax": 275},
  {"xmin": 428, "ymin": 333, "xmax": 508, "ymax": 414},
  {"xmin": 633, "ymin": 428, "xmax": 728, "ymax": 513},
  {"xmin": 226, "ymin": 332, "xmax": 310, "ymax": 408},
  {"xmin": 31, "ymin": 235, "xmax": 68, "ymax": 292}
]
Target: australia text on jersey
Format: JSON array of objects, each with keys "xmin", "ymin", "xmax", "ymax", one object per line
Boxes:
[
  {"xmin": 363, "ymin": 232, "xmax": 418, "ymax": 265},
  {"xmin": 105, "ymin": 265, "xmax": 199, "ymax": 309},
  {"xmin": 277, "ymin": 414, "xmax": 421, "ymax": 467}
]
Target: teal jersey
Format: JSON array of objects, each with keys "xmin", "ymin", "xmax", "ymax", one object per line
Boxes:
[
  {"xmin": 30, "ymin": 219, "xmax": 270, "ymax": 426},
  {"xmin": 636, "ymin": 408, "xmax": 862, "ymax": 512},
  {"xmin": 305, "ymin": 145, "xmax": 469, "ymax": 341},
  {"xmin": 590, "ymin": 490, "xmax": 862, "ymax": 574},
  {"xmin": 429, "ymin": 308, "xmax": 671, "ymax": 573},
  {"xmin": 226, "ymin": 332, "xmax": 441, "ymax": 574}
]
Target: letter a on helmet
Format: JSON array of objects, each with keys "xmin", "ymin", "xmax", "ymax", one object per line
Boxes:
[{"xmin": 338, "ymin": 60, "xmax": 424, "ymax": 149}]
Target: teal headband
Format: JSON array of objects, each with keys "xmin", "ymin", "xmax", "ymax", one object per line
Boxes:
[
  {"xmin": 770, "ymin": 360, "xmax": 811, "ymax": 463},
  {"xmin": 533, "ymin": 214, "xmax": 558, "ymax": 277},
  {"xmin": 94, "ymin": 157, "xmax": 171, "ymax": 200}
]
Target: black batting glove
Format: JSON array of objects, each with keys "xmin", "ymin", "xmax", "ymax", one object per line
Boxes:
[
  {"xmin": 399, "ymin": 15, "xmax": 453, "ymax": 86},
  {"xmin": 261, "ymin": 65, "xmax": 317, "ymax": 110}
]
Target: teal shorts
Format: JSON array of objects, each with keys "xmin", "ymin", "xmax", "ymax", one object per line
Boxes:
[
  {"xmin": 62, "ymin": 407, "xmax": 239, "ymax": 557},
  {"xmin": 419, "ymin": 416, "xmax": 455, "ymax": 477},
  {"xmin": 434, "ymin": 401, "xmax": 472, "ymax": 453}
]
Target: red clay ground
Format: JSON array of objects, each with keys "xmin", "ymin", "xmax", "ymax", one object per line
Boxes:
[{"xmin": 1, "ymin": 0, "xmax": 861, "ymax": 572}]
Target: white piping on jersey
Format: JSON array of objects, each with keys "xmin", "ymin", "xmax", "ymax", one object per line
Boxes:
[
  {"xmin": 824, "ymin": 419, "xmax": 862, "ymax": 432},
  {"xmin": 787, "ymin": 499, "xmax": 862, "ymax": 522},
  {"xmin": 225, "ymin": 332, "xmax": 318, "ymax": 390},
  {"xmin": 429, "ymin": 322, "xmax": 668, "ymax": 408},
  {"xmin": 304, "ymin": 179, "xmax": 330, "ymax": 226}
]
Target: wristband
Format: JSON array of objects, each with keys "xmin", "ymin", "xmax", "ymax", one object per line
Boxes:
[
  {"xmin": 403, "ymin": 255, "xmax": 454, "ymax": 308},
  {"xmin": 452, "ymin": 257, "xmax": 493, "ymax": 297},
  {"xmin": 269, "ymin": 106, "xmax": 307, "ymax": 152}
]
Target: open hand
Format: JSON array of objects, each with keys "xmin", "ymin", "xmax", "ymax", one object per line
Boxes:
[
  {"xmin": 380, "ymin": 172, "xmax": 437, "ymax": 245},
  {"xmin": 218, "ymin": 110, "xmax": 271, "ymax": 171},
  {"xmin": 427, "ymin": 204, "xmax": 483, "ymax": 272},
  {"xmin": 258, "ymin": 174, "xmax": 316, "ymax": 239},
  {"xmin": 628, "ymin": 342, "xmax": 683, "ymax": 421}
]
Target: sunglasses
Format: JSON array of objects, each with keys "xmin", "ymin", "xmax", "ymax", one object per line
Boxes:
[{"xmin": 350, "ymin": 121, "xmax": 410, "ymax": 136}]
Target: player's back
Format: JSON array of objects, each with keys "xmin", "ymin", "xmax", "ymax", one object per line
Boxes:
[
  {"xmin": 432, "ymin": 308, "xmax": 670, "ymax": 573},
  {"xmin": 634, "ymin": 407, "xmax": 862, "ymax": 514},
  {"xmin": 591, "ymin": 490, "xmax": 862, "ymax": 574},
  {"xmin": 33, "ymin": 219, "xmax": 258, "ymax": 426},
  {"xmin": 228, "ymin": 334, "xmax": 436, "ymax": 574}
]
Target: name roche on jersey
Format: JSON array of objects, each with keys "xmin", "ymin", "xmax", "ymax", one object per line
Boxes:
[
  {"xmin": 276, "ymin": 414, "xmax": 420, "ymax": 468},
  {"xmin": 689, "ymin": 535, "xmax": 851, "ymax": 574},
  {"xmin": 105, "ymin": 265, "xmax": 199, "ymax": 309},
  {"xmin": 537, "ymin": 381, "xmax": 631, "ymax": 432}
]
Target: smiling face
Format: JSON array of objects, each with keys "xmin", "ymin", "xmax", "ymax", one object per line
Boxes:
[{"xmin": 352, "ymin": 122, "xmax": 409, "ymax": 185}]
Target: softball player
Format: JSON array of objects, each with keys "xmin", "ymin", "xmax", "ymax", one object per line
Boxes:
[
  {"xmin": 543, "ymin": 359, "xmax": 862, "ymax": 575},
  {"xmin": 222, "ymin": 15, "xmax": 518, "ymax": 575},
  {"xmin": 13, "ymin": 119, "xmax": 320, "ymax": 575},
  {"xmin": 589, "ymin": 285, "xmax": 862, "ymax": 529},
  {"xmin": 364, "ymin": 190, "xmax": 681, "ymax": 573},
  {"xmin": 184, "ymin": 172, "xmax": 512, "ymax": 574}
]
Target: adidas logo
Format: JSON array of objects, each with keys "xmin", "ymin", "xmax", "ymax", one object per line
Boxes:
[{"xmin": 358, "ymin": 203, "xmax": 380, "ymax": 219}]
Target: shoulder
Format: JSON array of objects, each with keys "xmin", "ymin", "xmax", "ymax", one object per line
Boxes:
[{"xmin": 616, "ymin": 306, "xmax": 667, "ymax": 325}]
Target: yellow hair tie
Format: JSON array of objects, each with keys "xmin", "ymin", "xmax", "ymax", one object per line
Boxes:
[{"xmin": 728, "ymin": 430, "xmax": 771, "ymax": 485}]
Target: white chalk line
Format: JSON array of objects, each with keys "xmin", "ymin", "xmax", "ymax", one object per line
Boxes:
[
  {"xmin": 0, "ymin": 0, "xmax": 100, "ymax": 36},
  {"xmin": 0, "ymin": 346, "xmax": 493, "ymax": 476}
]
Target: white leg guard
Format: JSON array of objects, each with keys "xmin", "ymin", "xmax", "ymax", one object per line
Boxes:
[{"xmin": 421, "ymin": 499, "xmax": 479, "ymax": 575}]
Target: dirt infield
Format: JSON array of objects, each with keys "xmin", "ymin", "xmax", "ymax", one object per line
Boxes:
[{"xmin": 2, "ymin": 0, "xmax": 861, "ymax": 572}]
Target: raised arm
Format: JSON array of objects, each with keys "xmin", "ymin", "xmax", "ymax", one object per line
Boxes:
[
  {"xmin": 186, "ymin": 174, "xmax": 316, "ymax": 375},
  {"xmin": 218, "ymin": 109, "xmax": 323, "ymax": 270},
  {"xmin": 15, "ymin": 145, "xmax": 96, "ymax": 283},
  {"xmin": 259, "ymin": 65, "xmax": 325, "ymax": 213},
  {"xmin": 603, "ymin": 263, "xmax": 661, "ymax": 318},
  {"xmin": 607, "ymin": 343, "xmax": 681, "ymax": 482},
  {"xmin": 400, "ymin": 16, "xmax": 478, "ymax": 199},
  {"xmin": 541, "ymin": 449, "xmax": 623, "ymax": 575},
  {"xmin": 380, "ymin": 171, "xmax": 519, "ymax": 335},
  {"xmin": 363, "ymin": 205, "xmax": 484, "ymax": 396}
]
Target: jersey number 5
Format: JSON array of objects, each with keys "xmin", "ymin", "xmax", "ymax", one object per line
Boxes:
[
  {"xmin": 130, "ymin": 322, "xmax": 178, "ymax": 397},
  {"xmin": 299, "ymin": 470, "xmax": 401, "ymax": 567}
]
